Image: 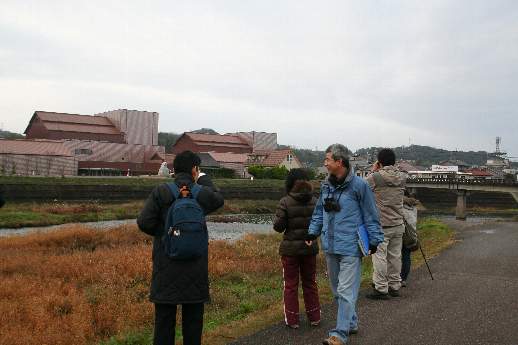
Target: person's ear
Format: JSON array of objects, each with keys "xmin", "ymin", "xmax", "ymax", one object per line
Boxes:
[{"xmin": 191, "ymin": 166, "xmax": 200, "ymax": 179}]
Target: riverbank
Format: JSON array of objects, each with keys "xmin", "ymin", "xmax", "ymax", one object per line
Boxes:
[
  {"xmin": 2, "ymin": 197, "xmax": 516, "ymax": 229},
  {"xmin": 0, "ymin": 199, "xmax": 280, "ymax": 229},
  {"xmin": 0, "ymin": 218, "xmax": 455, "ymax": 345}
]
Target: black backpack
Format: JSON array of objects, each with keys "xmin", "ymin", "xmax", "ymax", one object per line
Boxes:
[{"xmin": 162, "ymin": 183, "xmax": 208, "ymax": 260}]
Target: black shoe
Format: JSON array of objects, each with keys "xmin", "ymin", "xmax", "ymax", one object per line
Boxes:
[
  {"xmin": 388, "ymin": 287, "xmax": 401, "ymax": 297},
  {"xmin": 366, "ymin": 288, "xmax": 390, "ymax": 300},
  {"xmin": 349, "ymin": 328, "xmax": 359, "ymax": 335}
]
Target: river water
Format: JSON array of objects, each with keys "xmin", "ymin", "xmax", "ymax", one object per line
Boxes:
[
  {"xmin": 0, "ymin": 213, "xmax": 512, "ymax": 241},
  {"xmin": 0, "ymin": 214, "xmax": 275, "ymax": 241}
]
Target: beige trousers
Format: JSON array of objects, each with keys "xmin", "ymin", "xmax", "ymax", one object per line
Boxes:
[{"xmin": 372, "ymin": 224, "xmax": 405, "ymax": 293}]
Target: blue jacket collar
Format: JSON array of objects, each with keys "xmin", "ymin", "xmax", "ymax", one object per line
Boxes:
[{"xmin": 324, "ymin": 166, "xmax": 355, "ymax": 190}]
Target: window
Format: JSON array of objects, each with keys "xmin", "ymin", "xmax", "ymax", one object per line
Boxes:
[
  {"xmin": 74, "ymin": 148, "xmax": 92, "ymax": 155},
  {"xmin": 287, "ymin": 154, "xmax": 293, "ymax": 162}
]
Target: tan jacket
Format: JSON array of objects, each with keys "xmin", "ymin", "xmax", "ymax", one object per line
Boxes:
[{"xmin": 366, "ymin": 166, "xmax": 406, "ymax": 228}]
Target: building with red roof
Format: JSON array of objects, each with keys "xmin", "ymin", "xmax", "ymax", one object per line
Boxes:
[
  {"xmin": 2, "ymin": 109, "xmax": 165, "ymax": 176},
  {"xmin": 24, "ymin": 111, "xmax": 126, "ymax": 143},
  {"xmin": 171, "ymin": 132, "xmax": 252, "ymax": 154}
]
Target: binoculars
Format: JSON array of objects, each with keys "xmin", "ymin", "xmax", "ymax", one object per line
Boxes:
[{"xmin": 324, "ymin": 197, "xmax": 341, "ymax": 212}]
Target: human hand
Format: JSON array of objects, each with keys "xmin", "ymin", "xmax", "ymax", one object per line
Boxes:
[
  {"xmin": 305, "ymin": 240, "xmax": 313, "ymax": 246},
  {"xmin": 305, "ymin": 233, "xmax": 317, "ymax": 242}
]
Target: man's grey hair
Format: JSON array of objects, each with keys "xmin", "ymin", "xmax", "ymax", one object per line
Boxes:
[{"xmin": 325, "ymin": 144, "xmax": 350, "ymax": 168}]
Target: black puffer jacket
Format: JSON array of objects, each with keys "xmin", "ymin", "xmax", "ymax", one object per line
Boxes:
[
  {"xmin": 273, "ymin": 180, "xmax": 319, "ymax": 256},
  {"xmin": 137, "ymin": 173, "xmax": 224, "ymax": 304}
]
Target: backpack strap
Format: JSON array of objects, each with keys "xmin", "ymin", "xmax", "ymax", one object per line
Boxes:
[
  {"xmin": 166, "ymin": 183, "xmax": 180, "ymax": 200},
  {"xmin": 167, "ymin": 182, "xmax": 202, "ymax": 200},
  {"xmin": 190, "ymin": 184, "xmax": 202, "ymax": 199},
  {"xmin": 372, "ymin": 172, "xmax": 386, "ymax": 189}
]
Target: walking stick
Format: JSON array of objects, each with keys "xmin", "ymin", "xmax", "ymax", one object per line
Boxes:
[{"xmin": 419, "ymin": 245, "xmax": 434, "ymax": 280}]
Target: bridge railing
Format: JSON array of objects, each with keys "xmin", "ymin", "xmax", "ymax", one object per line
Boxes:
[{"xmin": 406, "ymin": 178, "xmax": 518, "ymax": 187}]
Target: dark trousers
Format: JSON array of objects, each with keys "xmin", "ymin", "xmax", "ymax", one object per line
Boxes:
[
  {"xmin": 401, "ymin": 246, "xmax": 412, "ymax": 281},
  {"xmin": 281, "ymin": 255, "xmax": 321, "ymax": 326},
  {"xmin": 153, "ymin": 303, "xmax": 204, "ymax": 345}
]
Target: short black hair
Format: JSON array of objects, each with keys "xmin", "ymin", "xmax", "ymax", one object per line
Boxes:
[
  {"xmin": 377, "ymin": 148, "xmax": 396, "ymax": 166},
  {"xmin": 285, "ymin": 168, "xmax": 310, "ymax": 193},
  {"xmin": 173, "ymin": 151, "xmax": 201, "ymax": 174}
]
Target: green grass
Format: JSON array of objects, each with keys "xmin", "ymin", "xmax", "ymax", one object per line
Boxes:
[
  {"xmin": 212, "ymin": 199, "xmax": 279, "ymax": 215},
  {"xmin": 99, "ymin": 329, "xmax": 153, "ymax": 345},
  {"xmin": 100, "ymin": 218, "xmax": 455, "ymax": 345},
  {"xmin": 0, "ymin": 201, "xmax": 144, "ymax": 228},
  {"xmin": 0, "ymin": 199, "xmax": 281, "ymax": 228},
  {"xmin": 0, "ymin": 175, "xmax": 285, "ymax": 188}
]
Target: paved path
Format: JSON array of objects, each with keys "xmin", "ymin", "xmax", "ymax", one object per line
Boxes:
[{"xmin": 230, "ymin": 220, "xmax": 518, "ymax": 345}]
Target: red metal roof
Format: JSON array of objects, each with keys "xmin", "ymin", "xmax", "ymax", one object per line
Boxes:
[
  {"xmin": 0, "ymin": 139, "xmax": 72, "ymax": 156},
  {"xmin": 208, "ymin": 152, "xmax": 249, "ymax": 163},
  {"xmin": 35, "ymin": 111, "xmax": 114, "ymax": 126},
  {"xmin": 465, "ymin": 168, "xmax": 494, "ymax": 177},
  {"xmin": 44, "ymin": 122, "xmax": 121, "ymax": 135},
  {"xmin": 25, "ymin": 111, "xmax": 122, "ymax": 135},
  {"xmin": 186, "ymin": 133, "xmax": 250, "ymax": 147}
]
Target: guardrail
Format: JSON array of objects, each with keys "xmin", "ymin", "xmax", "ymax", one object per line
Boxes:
[{"xmin": 406, "ymin": 178, "xmax": 518, "ymax": 186}]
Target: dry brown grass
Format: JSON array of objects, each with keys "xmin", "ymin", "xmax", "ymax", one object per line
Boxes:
[
  {"xmin": 0, "ymin": 226, "xmax": 302, "ymax": 345},
  {"xmin": 0, "ymin": 219, "xmax": 455, "ymax": 345},
  {"xmin": 36, "ymin": 201, "xmax": 105, "ymax": 214},
  {"xmin": 0, "ymin": 225, "xmax": 153, "ymax": 345}
]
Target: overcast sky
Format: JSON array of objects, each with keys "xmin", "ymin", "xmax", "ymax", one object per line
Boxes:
[{"xmin": 1, "ymin": 1, "xmax": 517, "ymax": 157}]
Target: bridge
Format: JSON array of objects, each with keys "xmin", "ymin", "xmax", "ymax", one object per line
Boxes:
[{"xmin": 406, "ymin": 178, "xmax": 518, "ymax": 220}]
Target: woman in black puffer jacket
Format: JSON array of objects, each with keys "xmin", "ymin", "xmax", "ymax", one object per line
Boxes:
[{"xmin": 274, "ymin": 168, "xmax": 321, "ymax": 329}]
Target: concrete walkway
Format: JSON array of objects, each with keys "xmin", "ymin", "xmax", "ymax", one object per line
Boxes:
[{"xmin": 229, "ymin": 220, "xmax": 518, "ymax": 345}]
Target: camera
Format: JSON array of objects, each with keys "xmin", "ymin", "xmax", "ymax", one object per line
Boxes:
[{"xmin": 324, "ymin": 197, "xmax": 341, "ymax": 212}]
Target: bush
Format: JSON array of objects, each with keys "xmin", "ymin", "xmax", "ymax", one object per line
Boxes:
[{"xmin": 247, "ymin": 165, "xmax": 289, "ymax": 180}]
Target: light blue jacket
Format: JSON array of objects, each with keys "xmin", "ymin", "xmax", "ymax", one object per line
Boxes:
[{"xmin": 308, "ymin": 168, "xmax": 384, "ymax": 256}]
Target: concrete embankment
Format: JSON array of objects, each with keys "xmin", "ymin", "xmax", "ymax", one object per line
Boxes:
[{"xmin": 2, "ymin": 181, "xmax": 517, "ymax": 209}]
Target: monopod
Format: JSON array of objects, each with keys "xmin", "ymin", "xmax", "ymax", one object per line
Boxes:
[{"xmin": 419, "ymin": 245, "xmax": 434, "ymax": 280}]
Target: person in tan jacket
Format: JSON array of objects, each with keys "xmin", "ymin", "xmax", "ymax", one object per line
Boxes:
[{"xmin": 365, "ymin": 149, "xmax": 406, "ymax": 299}]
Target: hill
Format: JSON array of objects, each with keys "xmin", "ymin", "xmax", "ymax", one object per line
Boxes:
[
  {"xmin": 0, "ymin": 130, "xmax": 24, "ymax": 139},
  {"xmin": 289, "ymin": 145, "xmax": 496, "ymax": 168},
  {"xmin": 355, "ymin": 145, "xmax": 489, "ymax": 167}
]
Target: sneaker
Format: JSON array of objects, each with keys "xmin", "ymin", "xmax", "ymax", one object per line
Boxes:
[
  {"xmin": 310, "ymin": 320, "xmax": 321, "ymax": 327},
  {"xmin": 388, "ymin": 287, "xmax": 401, "ymax": 297},
  {"xmin": 287, "ymin": 324, "xmax": 299, "ymax": 329},
  {"xmin": 349, "ymin": 328, "xmax": 359, "ymax": 335},
  {"xmin": 322, "ymin": 335, "xmax": 345, "ymax": 345},
  {"xmin": 366, "ymin": 288, "xmax": 390, "ymax": 300}
]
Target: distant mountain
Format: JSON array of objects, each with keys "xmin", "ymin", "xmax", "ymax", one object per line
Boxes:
[
  {"xmin": 287, "ymin": 144, "xmax": 495, "ymax": 168},
  {"xmin": 289, "ymin": 147, "xmax": 352, "ymax": 168},
  {"xmin": 0, "ymin": 130, "xmax": 24, "ymax": 139},
  {"xmin": 355, "ymin": 145, "xmax": 489, "ymax": 167},
  {"xmin": 158, "ymin": 132, "xmax": 181, "ymax": 153},
  {"xmin": 291, "ymin": 148, "xmax": 326, "ymax": 167},
  {"xmin": 190, "ymin": 128, "xmax": 219, "ymax": 135}
]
